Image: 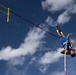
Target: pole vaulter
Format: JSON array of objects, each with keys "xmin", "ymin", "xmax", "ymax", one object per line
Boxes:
[{"xmin": 0, "ymin": 4, "xmax": 76, "ymax": 75}]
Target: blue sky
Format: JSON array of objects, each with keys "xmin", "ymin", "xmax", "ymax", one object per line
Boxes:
[{"xmin": 0, "ymin": 0, "xmax": 76, "ymax": 75}]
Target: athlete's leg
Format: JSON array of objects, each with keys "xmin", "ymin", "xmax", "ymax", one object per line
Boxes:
[
  {"xmin": 70, "ymin": 42, "xmax": 75, "ymax": 50},
  {"xmin": 56, "ymin": 26, "xmax": 65, "ymax": 37},
  {"xmin": 67, "ymin": 36, "xmax": 76, "ymax": 55},
  {"xmin": 56, "ymin": 26, "xmax": 61, "ymax": 36},
  {"xmin": 66, "ymin": 38, "xmax": 76, "ymax": 57},
  {"xmin": 60, "ymin": 31, "xmax": 65, "ymax": 37},
  {"xmin": 67, "ymin": 35, "xmax": 75, "ymax": 49}
]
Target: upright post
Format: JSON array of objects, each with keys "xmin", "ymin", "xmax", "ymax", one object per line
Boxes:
[{"xmin": 7, "ymin": 8, "xmax": 10, "ymax": 22}]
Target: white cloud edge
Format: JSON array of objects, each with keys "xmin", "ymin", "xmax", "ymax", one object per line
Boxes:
[
  {"xmin": 0, "ymin": 27, "xmax": 46, "ymax": 64},
  {"xmin": 41, "ymin": 0, "xmax": 76, "ymax": 24},
  {"xmin": 41, "ymin": 0, "xmax": 74, "ymax": 12},
  {"xmin": 57, "ymin": 11, "xmax": 71, "ymax": 24},
  {"xmin": 51, "ymin": 71, "xmax": 64, "ymax": 75},
  {"xmin": 39, "ymin": 48, "xmax": 63, "ymax": 65}
]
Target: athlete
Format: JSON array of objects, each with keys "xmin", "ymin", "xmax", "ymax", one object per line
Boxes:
[{"xmin": 56, "ymin": 26, "xmax": 76, "ymax": 57}]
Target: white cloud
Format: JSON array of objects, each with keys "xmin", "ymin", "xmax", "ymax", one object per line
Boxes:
[
  {"xmin": 38, "ymin": 48, "xmax": 63, "ymax": 73},
  {"xmin": 41, "ymin": 0, "xmax": 74, "ymax": 12},
  {"xmin": 68, "ymin": 4, "xmax": 76, "ymax": 14},
  {"xmin": 72, "ymin": 5, "xmax": 76, "ymax": 13},
  {"xmin": 51, "ymin": 71, "xmax": 64, "ymax": 75},
  {"xmin": 39, "ymin": 48, "xmax": 63, "ymax": 65},
  {"xmin": 29, "ymin": 57, "xmax": 36, "ymax": 64},
  {"xmin": 8, "ymin": 57, "xmax": 25, "ymax": 65},
  {"xmin": 57, "ymin": 4, "xmax": 76, "ymax": 24},
  {"xmin": 41, "ymin": 0, "xmax": 76, "ymax": 24},
  {"xmin": 0, "ymin": 27, "xmax": 45, "ymax": 62},
  {"xmin": 39, "ymin": 65, "xmax": 49, "ymax": 73},
  {"xmin": 57, "ymin": 11, "xmax": 70, "ymax": 24},
  {"xmin": 45, "ymin": 16, "xmax": 57, "ymax": 27}
]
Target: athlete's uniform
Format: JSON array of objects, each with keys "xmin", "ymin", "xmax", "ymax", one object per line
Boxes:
[{"xmin": 59, "ymin": 36, "xmax": 72, "ymax": 51}]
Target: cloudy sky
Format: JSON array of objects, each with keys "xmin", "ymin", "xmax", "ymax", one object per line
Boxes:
[{"xmin": 0, "ymin": 0, "xmax": 76, "ymax": 75}]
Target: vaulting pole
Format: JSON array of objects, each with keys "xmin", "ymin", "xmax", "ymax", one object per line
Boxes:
[{"xmin": 64, "ymin": 48, "xmax": 67, "ymax": 75}]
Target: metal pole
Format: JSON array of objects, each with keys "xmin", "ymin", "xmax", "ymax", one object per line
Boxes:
[{"xmin": 64, "ymin": 48, "xmax": 67, "ymax": 75}]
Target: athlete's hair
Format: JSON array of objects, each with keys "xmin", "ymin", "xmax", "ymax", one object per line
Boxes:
[{"xmin": 71, "ymin": 54, "xmax": 75, "ymax": 57}]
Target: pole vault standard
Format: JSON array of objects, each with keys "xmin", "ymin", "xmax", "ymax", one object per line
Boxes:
[
  {"xmin": 0, "ymin": 4, "xmax": 67, "ymax": 75},
  {"xmin": 0, "ymin": 4, "xmax": 10, "ymax": 22}
]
